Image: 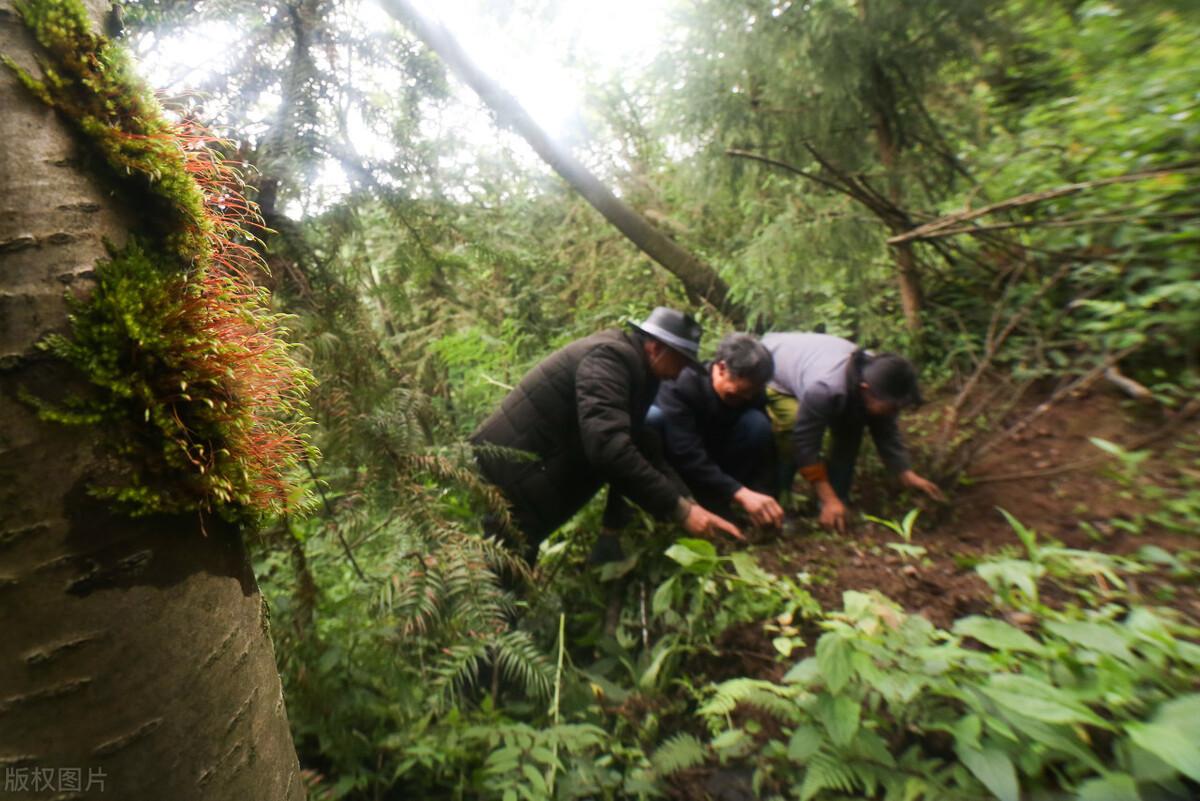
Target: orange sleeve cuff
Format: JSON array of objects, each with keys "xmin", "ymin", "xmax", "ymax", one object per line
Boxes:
[{"xmin": 798, "ymin": 463, "xmax": 829, "ymax": 483}]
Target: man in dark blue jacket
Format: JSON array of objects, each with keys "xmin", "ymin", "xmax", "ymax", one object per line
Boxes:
[{"xmin": 651, "ymin": 333, "xmax": 784, "ymax": 528}]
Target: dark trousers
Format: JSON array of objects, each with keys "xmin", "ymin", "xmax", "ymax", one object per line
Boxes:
[
  {"xmin": 645, "ymin": 405, "xmax": 777, "ymax": 518},
  {"xmin": 776, "ymin": 422, "xmax": 862, "ymax": 503}
]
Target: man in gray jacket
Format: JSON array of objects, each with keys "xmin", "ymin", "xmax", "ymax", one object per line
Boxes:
[{"xmin": 763, "ymin": 333, "xmax": 944, "ymax": 532}]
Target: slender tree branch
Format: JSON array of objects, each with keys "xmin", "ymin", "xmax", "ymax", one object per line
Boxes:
[{"xmin": 889, "ymin": 164, "xmax": 1200, "ymax": 244}]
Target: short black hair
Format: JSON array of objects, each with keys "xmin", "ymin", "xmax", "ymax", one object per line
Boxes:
[
  {"xmin": 862, "ymin": 353, "xmax": 923, "ymax": 408},
  {"xmin": 714, "ymin": 333, "xmax": 774, "ymax": 386}
]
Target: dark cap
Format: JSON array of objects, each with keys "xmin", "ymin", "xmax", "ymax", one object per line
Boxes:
[
  {"xmin": 861, "ymin": 353, "xmax": 923, "ymax": 408},
  {"xmin": 629, "ymin": 307, "xmax": 703, "ymax": 364}
]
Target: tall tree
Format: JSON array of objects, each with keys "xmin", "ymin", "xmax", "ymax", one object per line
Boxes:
[
  {"xmin": 380, "ymin": 0, "xmax": 746, "ymax": 324},
  {"xmin": 0, "ymin": 2, "xmax": 305, "ymax": 797},
  {"xmin": 661, "ymin": 0, "xmax": 997, "ymax": 331}
]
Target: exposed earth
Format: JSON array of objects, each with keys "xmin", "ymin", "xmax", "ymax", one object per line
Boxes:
[{"xmin": 705, "ymin": 385, "xmax": 1200, "ymax": 676}]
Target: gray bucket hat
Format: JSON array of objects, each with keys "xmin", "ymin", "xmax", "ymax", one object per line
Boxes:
[{"xmin": 630, "ymin": 307, "xmax": 703, "ymax": 364}]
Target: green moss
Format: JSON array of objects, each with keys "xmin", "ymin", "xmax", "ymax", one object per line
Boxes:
[
  {"xmin": 9, "ymin": 0, "xmax": 213, "ymax": 265},
  {"xmin": 8, "ymin": 0, "xmax": 317, "ymax": 520}
]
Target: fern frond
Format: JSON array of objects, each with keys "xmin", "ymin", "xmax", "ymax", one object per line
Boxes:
[
  {"xmin": 651, "ymin": 733, "xmax": 708, "ymax": 776},
  {"xmin": 492, "ymin": 630, "xmax": 555, "ymax": 701},
  {"xmin": 700, "ymin": 678, "xmax": 804, "ymax": 721},
  {"xmin": 797, "ymin": 752, "xmax": 859, "ymax": 801}
]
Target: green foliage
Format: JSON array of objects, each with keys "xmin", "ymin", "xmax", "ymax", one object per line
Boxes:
[
  {"xmin": 692, "ymin": 590, "xmax": 1200, "ymax": 800},
  {"xmin": 938, "ymin": 0, "xmax": 1200, "ymax": 381},
  {"xmin": 8, "ymin": 0, "xmax": 211, "ymax": 260},
  {"xmin": 977, "ymin": 509, "xmax": 1146, "ymax": 609},
  {"xmin": 99, "ymin": 1, "xmax": 1200, "ymax": 798}
]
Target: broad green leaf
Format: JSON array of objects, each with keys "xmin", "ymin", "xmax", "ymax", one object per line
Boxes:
[
  {"xmin": 521, "ymin": 763, "xmax": 547, "ymax": 795},
  {"xmin": 729, "ymin": 551, "xmax": 771, "ymax": 583},
  {"xmin": 953, "ymin": 616, "xmax": 1044, "ymax": 653},
  {"xmin": 1153, "ymin": 694, "xmax": 1200, "ymax": 740},
  {"xmin": 1126, "ymin": 722, "xmax": 1200, "ymax": 782},
  {"xmin": 819, "ymin": 693, "xmax": 860, "ymax": 747},
  {"xmin": 957, "ymin": 745, "xmax": 1019, "ymax": 801},
  {"xmin": 785, "ymin": 657, "xmax": 819, "ymax": 685},
  {"xmin": 1001, "ymin": 711, "xmax": 1104, "ymax": 772},
  {"xmin": 787, "ymin": 725, "xmax": 823, "ymax": 762},
  {"xmin": 665, "ymin": 538, "xmax": 718, "ymax": 573},
  {"xmin": 952, "ymin": 714, "xmax": 983, "ymax": 753},
  {"xmin": 1075, "ymin": 773, "xmax": 1140, "ymax": 801},
  {"xmin": 816, "ymin": 633, "xmax": 855, "ymax": 694},
  {"xmin": 985, "ymin": 675, "xmax": 1108, "ymax": 727},
  {"xmin": 651, "ymin": 576, "xmax": 677, "ymax": 616},
  {"xmin": 1045, "ymin": 620, "xmax": 1134, "ymax": 661}
]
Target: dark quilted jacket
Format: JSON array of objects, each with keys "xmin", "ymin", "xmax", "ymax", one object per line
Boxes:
[{"xmin": 471, "ymin": 329, "xmax": 683, "ymax": 544}]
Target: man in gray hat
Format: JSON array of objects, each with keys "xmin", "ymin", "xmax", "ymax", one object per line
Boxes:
[{"xmin": 472, "ymin": 307, "xmax": 743, "ymax": 563}]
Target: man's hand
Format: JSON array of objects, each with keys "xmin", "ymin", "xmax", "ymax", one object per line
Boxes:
[
  {"xmin": 818, "ymin": 496, "xmax": 848, "ymax": 533},
  {"xmin": 900, "ymin": 470, "xmax": 946, "ymax": 502},
  {"xmin": 809, "ymin": 479, "xmax": 849, "ymax": 534},
  {"xmin": 733, "ymin": 487, "xmax": 784, "ymax": 528},
  {"xmin": 682, "ymin": 501, "xmax": 745, "ymax": 541}
]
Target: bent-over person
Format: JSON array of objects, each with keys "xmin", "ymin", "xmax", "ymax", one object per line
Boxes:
[
  {"xmin": 763, "ymin": 332, "xmax": 944, "ymax": 533},
  {"xmin": 471, "ymin": 308, "xmax": 742, "ymax": 563}
]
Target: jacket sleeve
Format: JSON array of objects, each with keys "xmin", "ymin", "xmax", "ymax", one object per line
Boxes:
[
  {"xmin": 793, "ymin": 387, "xmax": 837, "ymax": 482},
  {"xmin": 658, "ymin": 379, "xmax": 742, "ymax": 501},
  {"xmin": 576, "ymin": 345, "xmax": 683, "ymax": 520},
  {"xmin": 866, "ymin": 413, "xmax": 912, "ymax": 474}
]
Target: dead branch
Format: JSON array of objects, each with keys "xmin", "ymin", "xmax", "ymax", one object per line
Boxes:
[
  {"xmin": 938, "ymin": 261, "xmax": 1072, "ymax": 443},
  {"xmin": 966, "ymin": 345, "xmax": 1143, "ymax": 466},
  {"xmin": 908, "ymin": 210, "xmax": 1199, "ymax": 240},
  {"xmin": 888, "ymin": 163, "xmax": 1200, "ymax": 244}
]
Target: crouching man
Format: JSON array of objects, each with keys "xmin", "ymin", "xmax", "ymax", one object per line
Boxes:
[
  {"xmin": 471, "ymin": 307, "xmax": 742, "ymax": 564},
  {"xmin": 650, "ymin": 333, "xmax": 783, "ymax": 529}
]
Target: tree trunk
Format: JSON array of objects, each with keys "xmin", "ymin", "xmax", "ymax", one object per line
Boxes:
[
  {"xmin": 0, "ymin": 3, "xmax": 305, "ymax": 799},
  {"xmin": 380, "ymin": 0, "xmax": 746, "ymax": 325},
  {"xmin": 873, "ymin": 103, "xmax": 923, "ymax": 332}
]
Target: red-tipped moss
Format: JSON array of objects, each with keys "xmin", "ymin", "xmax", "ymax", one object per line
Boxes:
[{"xmin": 10, "ymin": 0, "xmax": 317, "ymax": 519}]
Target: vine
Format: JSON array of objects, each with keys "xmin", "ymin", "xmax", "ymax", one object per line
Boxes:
[{"xmin": 6, "ymin": 0, "xmax": 316, "ymax": 519}]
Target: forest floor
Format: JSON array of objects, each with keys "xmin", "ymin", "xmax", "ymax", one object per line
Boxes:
[
  {"xmin": 703, "ymin": 387, "xmax": 1200, "ymax": 683},
  {"xmin": 661, "ymin": 388, "xmax": 1200, "ymax": 799}
]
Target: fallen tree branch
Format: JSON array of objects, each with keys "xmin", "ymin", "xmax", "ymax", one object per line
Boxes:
[
  {"xmin": 888, "ymin": 163, "xmax": 1200, "ymax": 244},
  {"xmin": 904, "ymin": 210, "xmax": 1199, "ymax": 241}
]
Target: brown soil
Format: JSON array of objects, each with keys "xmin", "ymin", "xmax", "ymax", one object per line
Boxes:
[
  {"xmin": 747, "ymin": 386, "xmax": 1198, "ymax": 636},
  {"xmin": 666, "ymin": 387, "xmax": 1200, "ymax": 799}
]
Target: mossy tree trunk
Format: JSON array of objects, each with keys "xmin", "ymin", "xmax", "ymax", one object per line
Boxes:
[{"xmin": 0, "ymin": 2, "xmax": 305, "ymax": 798}]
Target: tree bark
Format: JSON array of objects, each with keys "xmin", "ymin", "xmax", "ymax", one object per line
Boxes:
[
  {"xmin": 872, "ymin": 108, "xmax": 923, "ymax": 332},
  {"xmin": 0, "ymin": 3, "xmax": 305, "ymax": 798},
  {"xmin": 379, "ymin": 0, "xmax": 745, "ymax": 324}
]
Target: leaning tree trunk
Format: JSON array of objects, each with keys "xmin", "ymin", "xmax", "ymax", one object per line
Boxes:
[
  {"xmin": 874, "ymin": 110, "xmax": 923, "ymax": 332},
  {"xmin": 380, "ymin": 0, "xmax": 746, "ymax": 325},
  {"xmin": 0, "ymin": 3, "xmax": 305, "ymax": 799}
]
